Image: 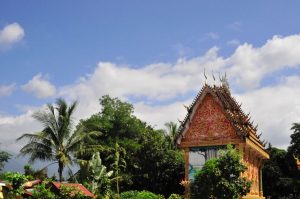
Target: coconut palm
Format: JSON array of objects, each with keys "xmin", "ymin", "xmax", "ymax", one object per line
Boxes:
[
  {"xmin": 17, "ymin": 98, "xmax": 95, "ymax": 181},
  {"xmin": 164, "ymin": 121, "xmax": 179, "ymax": 148}
]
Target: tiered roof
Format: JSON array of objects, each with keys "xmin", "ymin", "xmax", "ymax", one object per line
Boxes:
[{"xmin": 177, "ymin": 83, "xmax": 266, "ymax": 150}]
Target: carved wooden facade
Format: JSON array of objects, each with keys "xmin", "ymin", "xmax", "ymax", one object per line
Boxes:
[{"xmin": 177, "ymin": 84, "xmax": 269, "ymax": 199}]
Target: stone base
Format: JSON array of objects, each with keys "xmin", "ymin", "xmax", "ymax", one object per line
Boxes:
[{"xmin": 242, "ymin": 195, "xmax": 265, "ymax": 199}]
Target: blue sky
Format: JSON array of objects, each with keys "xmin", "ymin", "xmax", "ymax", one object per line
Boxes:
[{"xmin": 1, "ymin": 1, "xmax": 300, "ymax": 158}]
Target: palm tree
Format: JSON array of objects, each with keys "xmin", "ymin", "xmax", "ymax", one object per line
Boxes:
[
  {"xmin": 17, "ymin": 98, "xmax": 91, "ymax": 181},
  {"xmin": 164, "ymin": 121, "xmax": 179, "ymax": 149}
]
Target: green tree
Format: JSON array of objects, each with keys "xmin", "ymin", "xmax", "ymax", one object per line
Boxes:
[
  {"xmin": 17, "ymin": 98, "xmax": 98, "ymax": 182},
  {"xmin": 4, "ymin": 172, "xmax": 28, "ymax": 198},
  {"xmin": 30, "ymin": 182, "xmax": 56, "ymax": 199},
  {"xmin": 262, "ymin": 145, "xmax": 299, "ymax": 198},
  {"xmin": 164, "ymin": 122, "xmax": 178, "ymax": 149},
  {"xmin": 288, "ymin": 123, "xmax": 300, "ymax": 159},
  {"xmin": 76, "ymin": 96, "xmax": 184, "ymax": 196},
  {"xmin": 190, "ymin": 145, "xmax": 251, "ymax": 199},
  {"xmin": 0, "ymin": 150, "xmax": 11, "ymax": 172}
]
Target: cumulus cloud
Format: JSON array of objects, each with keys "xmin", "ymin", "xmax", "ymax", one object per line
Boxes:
[
  {"xmin": 0, "ymin": 23, "xmax": 25, "ymax": 50},
  {"xmin": 228, "ymin": 34, "xmax": 300, "ymax": 89},
  {"xmin": 0, "ymin": 110, "xmax": 41, "ymax": 153},
  {"xmin": 56, "ymin": 34, "xmax": 300, "ymax": 150},
  {"xmin": 0, "ymin": 83, "xmax": 16, "ymax": 97},
  {"xmin": 2, "ymin": 33, "xmax": 300, "ymax": 154},
  {"xmin": 236, "ymin": 76, "xmax": 300, "ymax": 149},
  {"xmin": 22, "ymin": 74, "xmax": 56, "ymax": 98}
]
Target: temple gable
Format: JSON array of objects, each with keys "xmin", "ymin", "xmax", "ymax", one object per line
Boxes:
[{"xmin": 182, "ymin": 94, "xmax": 239, "ymax": 145}]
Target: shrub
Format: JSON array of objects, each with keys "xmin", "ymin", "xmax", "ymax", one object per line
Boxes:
[
  {"xmin": 120, "ymin": 190, "xmax": 164, "ymax": 199},
  {"xmin": 120, "ymin": 190, "xmax": 139, "ymax": 199},
  {"xmin": 168, "ymin": 194, "xmax": 181, "ymax": 199},
  {"xmin": 30, "ymin": 183, "xmax": 56, "ymax": 199}
]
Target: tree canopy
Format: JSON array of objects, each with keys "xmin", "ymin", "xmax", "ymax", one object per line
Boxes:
[
  {"xmin": 75, "ymin": 95, "xmax": 184, "ymax": 197},
  {"xmin": 17, "ymin": 98, "xmax": 100, "ymax": 181},
  {"xmin": 190, "ymin": 145, "xmax": 251, "ymax": 199}
]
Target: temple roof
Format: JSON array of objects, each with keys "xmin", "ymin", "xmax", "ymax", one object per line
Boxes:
[{"xmin": 177, "ymin": 83, "xmax": 267, "ymax": 149}]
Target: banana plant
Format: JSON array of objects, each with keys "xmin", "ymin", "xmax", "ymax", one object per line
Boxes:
[{"xmin": 88, "ymin": 152, "xmax": 113, "ymax": 198}]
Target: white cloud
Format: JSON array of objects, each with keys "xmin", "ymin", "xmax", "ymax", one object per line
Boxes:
[
  {"xmin": 0, "ymin": 110, "xmax": 41, "ymax": 153},
  {"xmin": 56, "ymin": 34, "xmax": 300, "ymax": 150},
  {"xmin": 3, "ymin": 33, "xmax": 300, "ymax": 155},
  {"xmin": 0, "ymin": 23, "xmax": 25, "ymax": 50},
  {"xmin": 0, "ymin": 83, "xmax": 16, "ymax": 97},
  {"xmin": 235, "ymin": 76, "xmax": 300, "ymax": 149},
  {"xmin": 227, "ymin": 39, "xmax": 240, "ymax": 46},
  {"xmin": 22, "ymin": 74, "xmax": 56, "ymax": 98},
  {"xmin": 228, "ymin": 34, "xmax": 300, "ymax": 89}
]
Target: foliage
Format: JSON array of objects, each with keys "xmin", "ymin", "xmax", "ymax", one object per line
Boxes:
[
  {"xmin": 17, "ymin": 98, "xmax": 100, "ymax": 182},
  {"xmin": 263, "ymin": 144, "xmax": 300, "ymax": 198},
  {"xmin": 76, "ymin": 95, "xmax": 184, "ymax": 196},
  {"xmin": 119, "ymin": 190, "xmax": 164, "ymax": 199},
  {"xmin": 131, "ymin": 129, "xmax": 184, "ymax": 196},
  {"xmin": 3, "ymin": 172, "xmax": 27, "ymax": 198},
  {"xmin": 167, "ymin": 194, "xmax": 181, "ymax": 199},
  {"xmin": 0, "ymin": 150, "xmax": 11, "ymax": 172},
  {"xmin": 164, "ymin": 122, "xmax": 179, "ymax": 149},
  {"xmin": 24, "ymin": 164, "xmax": 48, "ymax": 180},
  {"xmin": 288, "ymin": 122, "xmax": 300, "ymax": 159},
  {"xmin": 109, "ymin": 142, "xmax": 126, "ymax": 197},
  {"xmin": 190, "ymin": 145, "xmax": 251, "ymax": 199},
  {"xmin": 59, "ymin": 185, "xmax": 88, "ymax": 199},
  {"xmin": 86, "ymin": 152, "xmax": 113, "ymax": 198},
  {"xmin": 30, "ymin": 182, "xmax": 56, "ymax": 199}
]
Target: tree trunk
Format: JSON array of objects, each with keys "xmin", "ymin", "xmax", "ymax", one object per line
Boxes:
[{"xmin": 58, "ymin": 161, "xmax": 64, "ymax": 182}]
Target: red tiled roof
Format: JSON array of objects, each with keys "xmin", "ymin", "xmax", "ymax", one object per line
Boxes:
[{"xmin": 51, "ymin": 182, "xmax": 95, "ymax": 198}]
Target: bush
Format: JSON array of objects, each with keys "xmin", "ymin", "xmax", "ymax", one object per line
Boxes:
[
  {"xmin": 30, "ymin": 183, "xmax": 56, "ymax": 199},
  {"xmin": 120, "ymin": 190, "xmax": 139, "ymax": 199},
  {"xmin": 120, "ymin": 190, "xmax": 164, "ymax": 199},
  {"xmin": 168, "ymin": 194, "xmax": 181, "ymax": 199}
]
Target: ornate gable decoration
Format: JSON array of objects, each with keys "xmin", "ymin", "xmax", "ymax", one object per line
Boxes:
[{"xmin": 177, "ymin": 84, "xmax": 266, "ymax": 149}]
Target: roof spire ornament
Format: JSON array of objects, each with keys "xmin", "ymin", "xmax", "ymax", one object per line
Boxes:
[
  {"xmin": 204, "ymin": 68, "xmax": 207, "ymax": 85},
  {"xmin": 212, "ymin": 70, "xmax": 216, "ymax": 86},
  {"xmin": 220, "ymin": 72, "xmax": 230, "ymax": 90}
]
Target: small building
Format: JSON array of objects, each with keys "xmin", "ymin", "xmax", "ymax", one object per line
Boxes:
[{"xmin": 176, "ymin": 84, "xmax": 269, "ymax": 199}]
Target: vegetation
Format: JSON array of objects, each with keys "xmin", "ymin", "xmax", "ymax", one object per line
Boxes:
[
  {"xmin": 30, "ymin": 182, "xmax": 56, "ymax": 199},
  {"xmin": 190, "ymin": 145, "xmax": 251, "ymax": 199},
  {"xmin": 4, "ymin": 172, "xmax": 28, "ymax": 198},
  {"xmin": 75, "ymin": 95, "xmax": 184, "ymax": 197},
  {"xmin": 11, "ymin": 96, "xmax": 300, "ymax": 198},
  {"xmin": 119, "ymin": 190, "xmax": 164, "ymax": 199},
  {"xmin": 17, "ymin": 98, "xmax": 100, "ymax": 182},
  {"xmin": 261, "ymin": 123, "xmax": 300, "ymax": 199},
  {"xmin": 0, "ymin": 150, "xmax": 11, "ymax": 172},
  {"xmin": 86, "ymin": 152, "xmax": 113, "ymax": 198}
]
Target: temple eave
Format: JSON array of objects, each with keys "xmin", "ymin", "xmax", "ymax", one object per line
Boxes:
[{"xmin": 245, "ymin": 138, "xmax": 269, "ymax": 160}]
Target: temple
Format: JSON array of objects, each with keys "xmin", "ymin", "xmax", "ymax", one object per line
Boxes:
[{"xmin": 176, "ymin": 83, "xmax": 269, "ymax": 199}]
